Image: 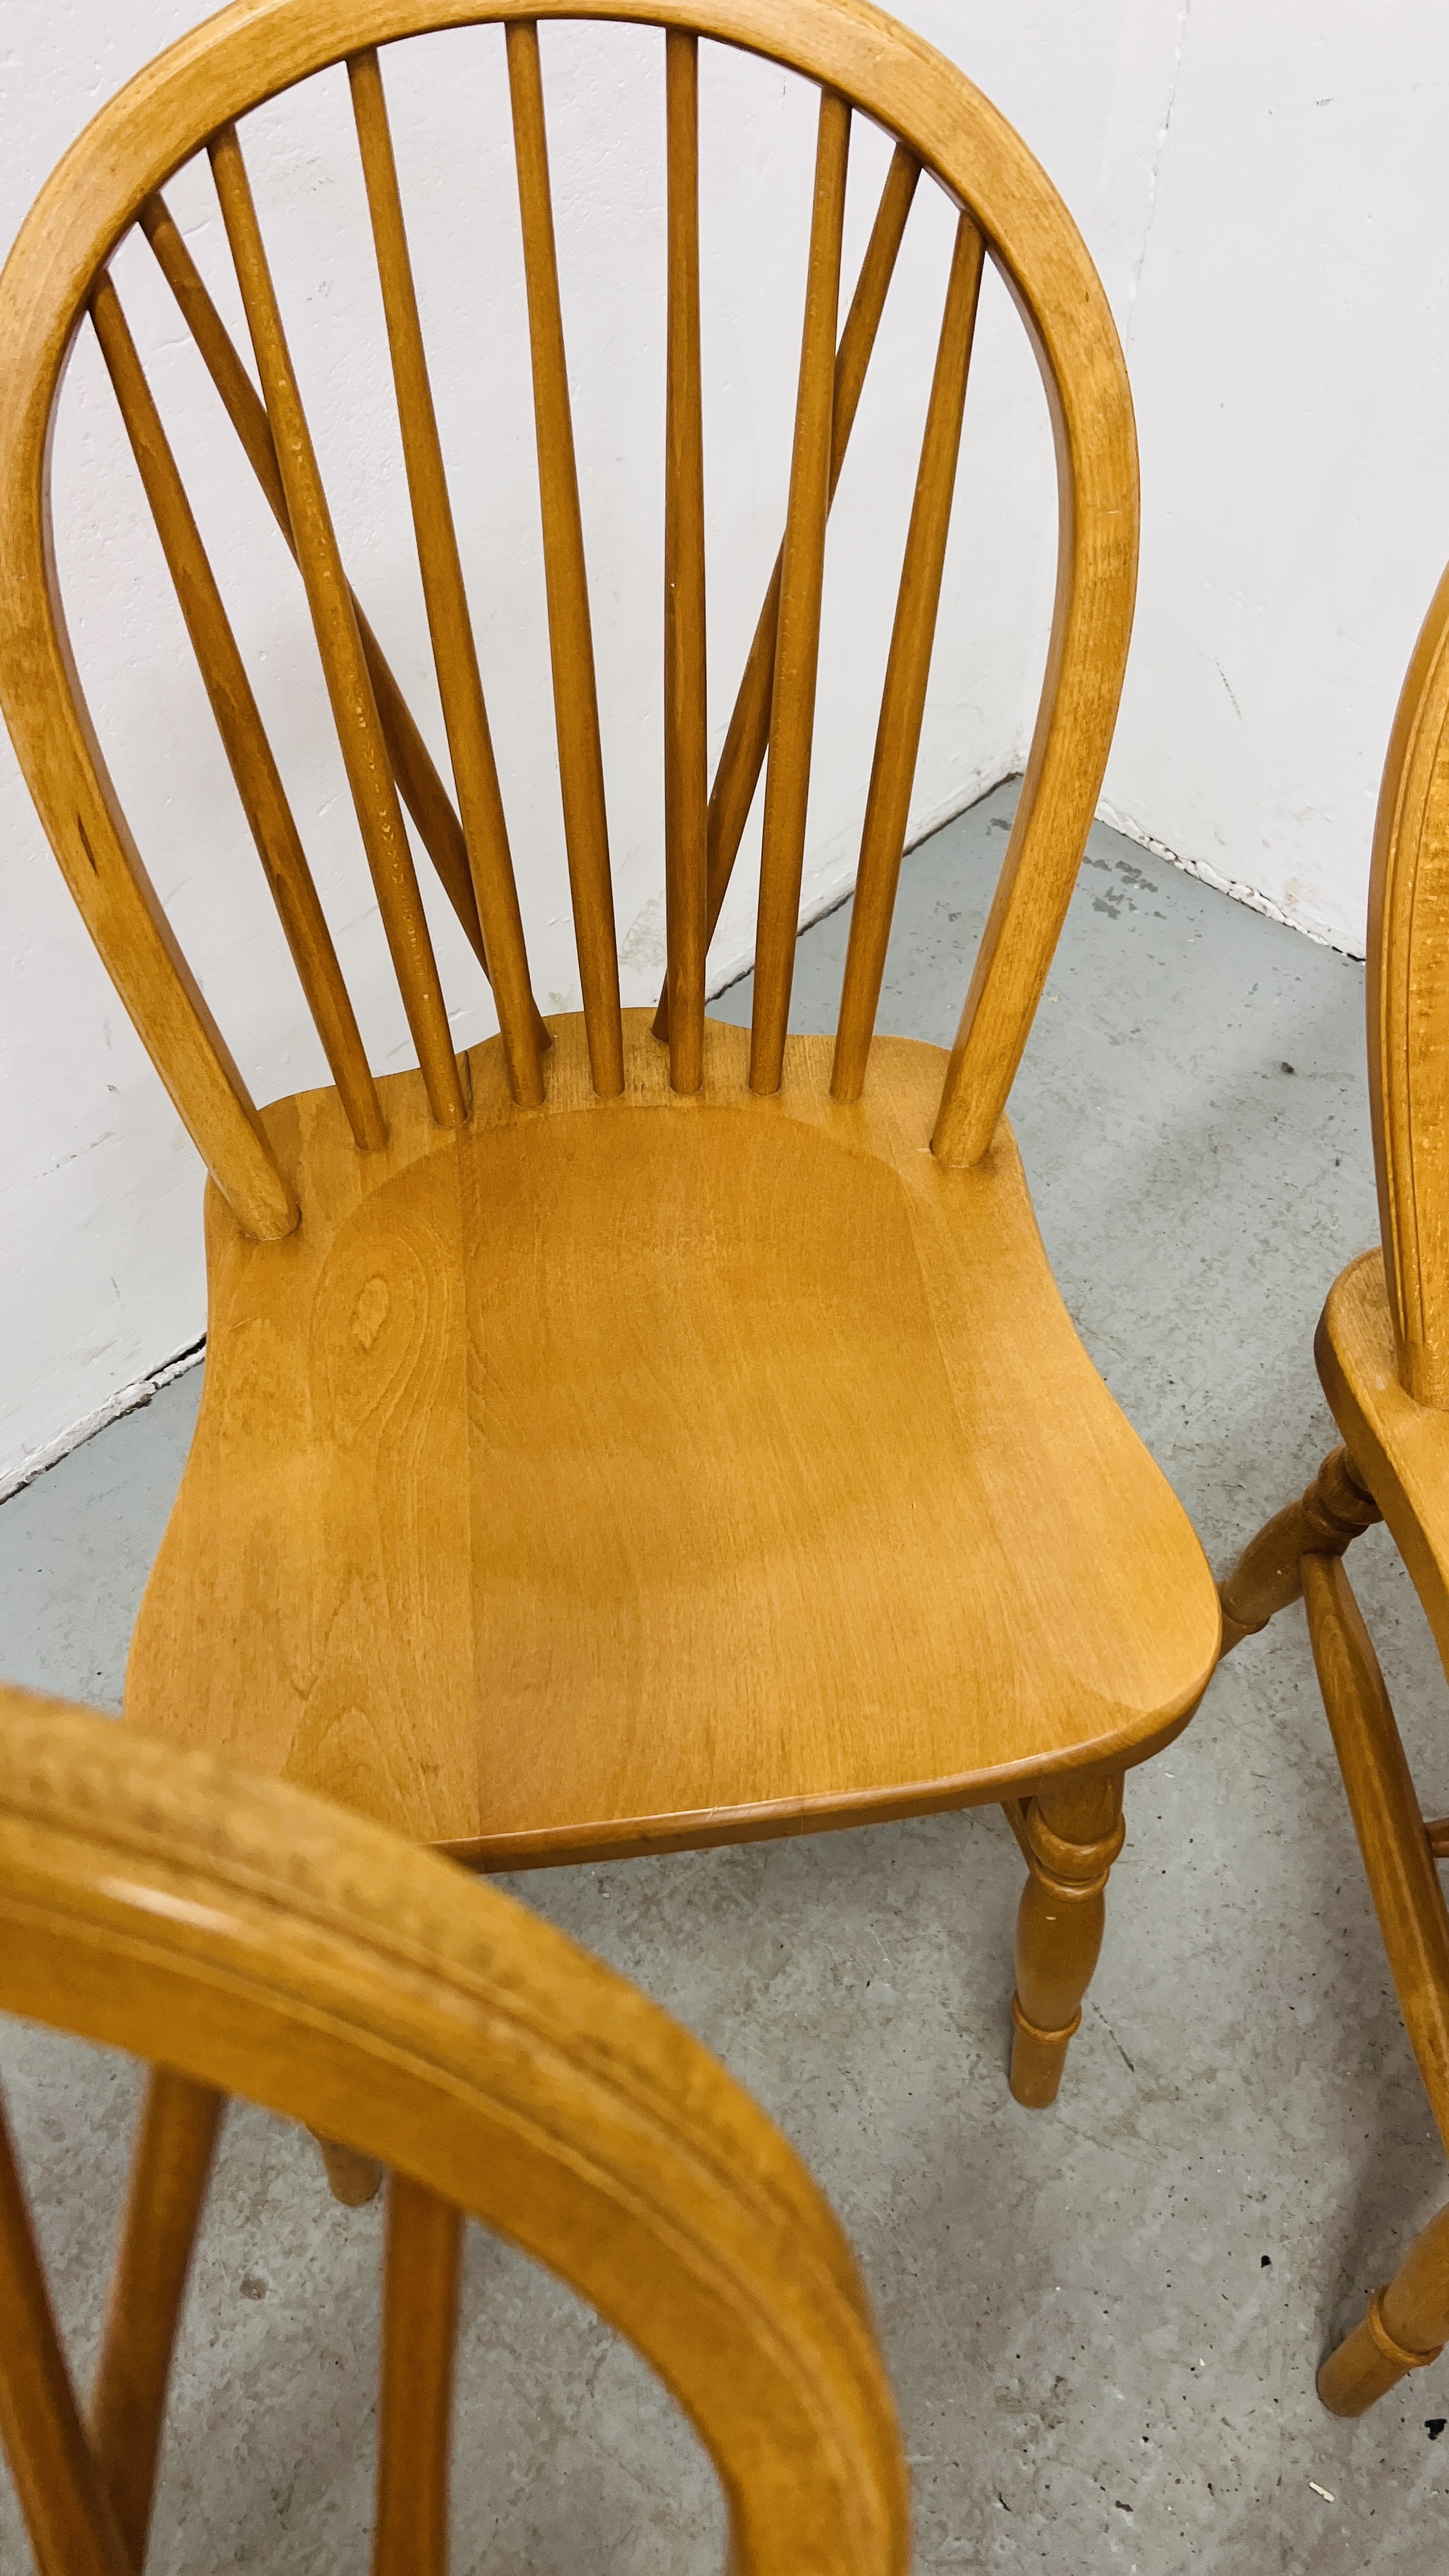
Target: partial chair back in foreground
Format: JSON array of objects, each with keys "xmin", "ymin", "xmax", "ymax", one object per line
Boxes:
[
  {"xmin": 0, "ymin": 0, "xmax": 1220, "ymax": 2116},
  {"xmin": 0, "ymin": 1682, "xmax": 908, "ymax": 2575},
  {"xmin": 1220, "ymin": 557, "xmax": 1449, "ymax": 2416}
]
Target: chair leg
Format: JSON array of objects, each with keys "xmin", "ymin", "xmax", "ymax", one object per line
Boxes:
[
  {"xmin": 312, "ymin": 2135, "xmax": 385, "ymax": 2206},
  {"xmin": 1298, "ymin": 1547, "xmax": 1449, "ymax": 2413},
  {"xmin": 1217, "ymin": 1444, "xmax": 1379, "ymax": 1653},
  {"xmin": 1317, "ymin": 2200, "xmax": 1449, "ymax": 2416},
  {"xmin": 1009, "ymin": 1773, "xmax": 1125, "ymax": 2108}
]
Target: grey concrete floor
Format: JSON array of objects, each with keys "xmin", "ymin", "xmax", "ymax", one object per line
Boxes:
[{"xmin": 3, "ymin": 778, "xmax": 1448, "ymax": 2570}]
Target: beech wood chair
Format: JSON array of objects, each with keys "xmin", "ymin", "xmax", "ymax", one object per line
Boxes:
[
  {"xmin": 0, "ymin": 1680, "xmax": 908, "ymax": 2575},
  {"xmin": 0, "ymin": 0, "xmax": 1220, "ymax": 2117},
  {"xmin": 1219, "ymin": 558, "xmax": 1449, "ymax": 2418}
]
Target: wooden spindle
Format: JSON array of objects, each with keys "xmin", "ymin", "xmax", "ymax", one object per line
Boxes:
[
  {"xmin": 136, "ymin": 194, "xmax": 498, "ymax": 992},
  {"xmin": 654, "ymin": 143, "xmax": 917, "ymax": 1047},
  {"xmin": 1301, "ymin": 1550, "xmax": 1449, "ymax": 2135},
  {"xmin": 314, "ymin": 2135, "xmax": 385, "ymax": 2205},
  {"xmin": 744, "ymin": 91, "xmax": 850, "ymax": 1092},
  {"xmin": 831, "ymin": 215, "xmax": 983, "ymax": 1100},
  {"xmin": 90, "ymin": 273, "xmax": 387, "ymax": 1151},
  {"xmin": 349, "ymin": 49, "xmax": 545, "ymax": 1109},
  {"xmin": 372, "ymin": 2175, "xmax": 463, "ymax": 2576},
  {"xmin": 208, "ymin": 125, "xmax": 465, "ymax": 1130},
  {"xmin": 89, "ymin": 2069, "xmax": 225, "ymax": 2569},
  {"xmin": 507, "ymin": 20, "xmax": 624, "ymax": 1098},
  {"xmin": 664, "ymin": 29, "xmax": 707, "ymax": 1094},
  {"xmin": 0, "ymin": 2090, "xmax": 131, "ymax": 2576},
  {"xmin": 1216, "ymin": 1445, "xmax": 1381, "ymax": 1653}
]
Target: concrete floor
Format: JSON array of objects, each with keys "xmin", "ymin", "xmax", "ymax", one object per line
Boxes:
[{"xmin": 3, "ymin": 778, "xmax": 1448, "ymax": 2570}]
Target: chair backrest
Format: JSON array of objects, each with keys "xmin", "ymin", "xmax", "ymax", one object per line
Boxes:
[
  {"xmin": 0, "ymin": 0, "xmax": 1137, "ymax": 1243},
  {"xmin": 1368, "ymin": 558, "xmax": 1449, "ymax": 1407},
  {"xmin": 0, "ymin": 1680, "xmax": 908, "ymax": 2576}
]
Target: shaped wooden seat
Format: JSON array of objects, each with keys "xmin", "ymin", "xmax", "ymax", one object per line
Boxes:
[
  {"xmin": 0, "ymin": 1682, "xmax": 908, "ymax": 2575},
  {"xmin": 1220, "ymin": 557, "xmax": 1449, "ymax": 2416},
  {"xmin": 129, "ymin": 1013, "xmax": 1215, "ymax": 1858},
  {"xmin": 0, "ymin": 0, "xmax": 1219, "ymax": 2114}
]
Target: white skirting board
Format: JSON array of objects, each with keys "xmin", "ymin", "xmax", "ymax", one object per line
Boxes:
[{"xmin": 0, "ymin": 1337, "xmax": 206, "ymax": 1508}]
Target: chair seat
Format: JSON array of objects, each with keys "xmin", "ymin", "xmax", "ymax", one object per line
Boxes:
[
  {"xmin": 124, "ymin": 1013, "xmax": 1219, "ymax": 1861},
  {"xmin": 1317, "ymin": 1248, "xmax": 1449, "ymax": 1677}
]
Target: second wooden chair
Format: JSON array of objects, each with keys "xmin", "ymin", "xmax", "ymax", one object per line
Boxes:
[
  {"xmin": 0, "ymin": 1680, "xmax": 908, "ymax": 2575},
  {"xmin": 1220, "ymin": 555, "xmax": 1449, "ymax": 2417}
]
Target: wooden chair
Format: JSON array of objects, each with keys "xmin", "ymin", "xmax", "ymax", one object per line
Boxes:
[
  {"xmin": 0, "ymin": 1679, "xmax": 908, "ymax": 2574},
  {"xmin": 1218, "ymin": 558, "xmax": 1449, "ymax": 2416},
  {"xmin": 0, "ymin": 0, "xmax": 1220, "ymax": 2116}
]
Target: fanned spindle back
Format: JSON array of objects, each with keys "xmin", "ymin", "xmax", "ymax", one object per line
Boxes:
[{"xmin": 0, "ymin": 0, "xmax": 1137, "ymax": 1241}]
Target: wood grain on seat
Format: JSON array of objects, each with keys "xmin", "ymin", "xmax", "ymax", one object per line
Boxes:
[{"xmin": 127, "ymin": 1014, "xmax": 1218, "ymax": 1859}]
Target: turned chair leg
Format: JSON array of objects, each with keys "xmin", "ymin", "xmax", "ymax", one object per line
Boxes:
[
  {"xmin": 1217, "ymin": 1444, "xmax": 1380, "ymax": 1653},
  {"xmin": 312, "ymin": 2135, "xmax": 385, "ymax": 2206},
  {"xmin": 1009, "ymin": 1773, "xmax": 1125, "ymax": 2108},
  {"xmin": 1318, "ymin": 2200, "xmax": 1449, "ymax": 2416}
]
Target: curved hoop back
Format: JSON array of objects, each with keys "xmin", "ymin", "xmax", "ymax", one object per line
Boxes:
[
  {"xmin": 1368, "ymin": 560, "xmax": 1449, "ymax": 1407},
  {"xmin": 0, "ymin": 0, "xmax": 1137, "ymax": 1238},
  {"xmin": 0, "ymin": 1682, "xmax": 908, "ymax": 2576}
]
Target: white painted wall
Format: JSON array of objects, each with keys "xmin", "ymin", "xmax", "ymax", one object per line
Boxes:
[
  {"xmin": 1098, "ymin": 1, "xmax": 1449, "ymax": 949},
  {"xmin": 3, "ymin": 0, "xmax": 1448, "ymax": 1485}
]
